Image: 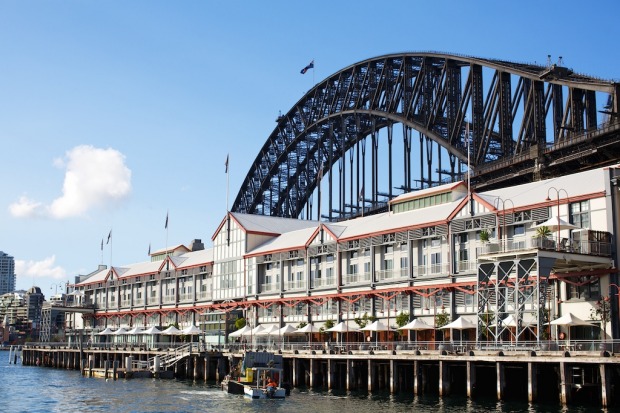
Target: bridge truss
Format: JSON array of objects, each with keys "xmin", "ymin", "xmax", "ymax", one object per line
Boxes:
[{"xmin": 232, "ymin": 52, "xmax": 619, "ymax": 221}]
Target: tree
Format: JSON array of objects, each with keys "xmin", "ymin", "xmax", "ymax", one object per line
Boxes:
[
  {"xmin": 320, "ymin": 319, "xmax": 335, "ymax": 340},
  {"xmin": 353, "ymin": 312, "xmax": 376, "ymax": 328},
  {"xmin": 590, "ymin": 297, "xmax": 611, "ymax": 341},
  {"xmin": 534, "ymin": 225, "xmax": 552, "ymax": 239},
  {"xmin": 235, "ymin": 317, "xmax": 246, "ymax": 331}
]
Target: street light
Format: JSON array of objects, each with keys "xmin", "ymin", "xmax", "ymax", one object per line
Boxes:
[
  {"xmin": 546, "ymin": 187, "xmax": 569, "ymax": 250},
  {"xmin": 494, "ymin": 197, "xmax": 514, "ymax": 251}
]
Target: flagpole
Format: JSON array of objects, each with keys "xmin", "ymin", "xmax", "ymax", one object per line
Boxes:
[
  {"xmin": 165, "ymin": 211, "xmax": 169, "ymax": 270},
  {"xmin": 225, "ymin": 154, "xmax": 231, "ymax": 246},
  {"xmin": 100, "ymin": 238, "xmax": 104, "ymax": 266}
]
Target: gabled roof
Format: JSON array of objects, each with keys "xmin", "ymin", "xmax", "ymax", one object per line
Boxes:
[
  {"xmin": 212, "ymin": 212, "xmax": 319, "ymax": 240},
  {"xmin": 150, "ymin": 244, "xmax": 190, "ymax": 256},
  {"xmin": 246, "ymin": 226, "xmax": 318, "ymax": 257},
  {"xmin": 389, "ymin": 181, "xmax": 467, "ymax": 205}
]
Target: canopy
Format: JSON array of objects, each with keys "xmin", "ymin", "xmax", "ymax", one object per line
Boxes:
[
  {"xmin": 256, "ymin": 324, "xmax": 281, "ymax": 336},
  {"xmin": 535, "ymin": 217, "xmax": 580, "ymax": 232},
  {"xmin": 97, "ymin": 327, "xmax": 115, "ymax": 335},
  {"xmin": 398, "ymin": 319, "xmax": 433, "ymax": 331},
  {"xmin": 228, "ymin": 325, "xmax": 251, "ymax": 337},
  {"xmin": 112, "ymin": 327, "xmax": 129, "ymax": 335},
  {"xmin": 161, "ymin": 325, "xmax": 182, "ymax": 335},
  {"xmin": 295, "ymin": 324, "xmax": 320, "ymax": 334},
  {"xmin": 181, "ymin": 325, "xmax": 202, "ymax": 335},
  {"xmin": 550, "ymin": 313, "xmax": 594, "ymax": 327},
  {"xmin": 140, "ymin": 326, "xmax": 162, "ymax": 335},
  {"xmin": 440, "ymin": 316, "xmax": 477, "ymax": 330},
  {"xmin": 279, "ymin": 324, "xmax": 301, "ymax": 335},
  {"xmin": 126, "ymin": 326, "xmax": 144, "ymax": 335},
  {"xmin": 440, "ymin": 316, "xmax": 476, "ymax": 344},
  {"xmin": 326, "ymin": 321, "xmax": 359, "ymax": 333},
  {"xmin": 550, "ymin": 313, "xmax": 594, "ymax": 345},
  {"xmin": 244, "ymin": 325, "xmax": 266, "ymax": 336},
  {"xmin": 360, "ymin": 320, "xmax": 392, "ymax": 332}
]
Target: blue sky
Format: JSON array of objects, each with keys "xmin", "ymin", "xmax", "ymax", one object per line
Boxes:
[{"xmin": 0, "ymin": 0, "xmax": 617, "ymax": 294}]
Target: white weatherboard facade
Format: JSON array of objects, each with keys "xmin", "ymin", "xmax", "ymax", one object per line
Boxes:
[{"xmin": 71, "ymin": 166, "xmax": 620, "ymax": 343}]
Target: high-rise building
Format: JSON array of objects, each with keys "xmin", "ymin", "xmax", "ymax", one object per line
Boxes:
[{"xmin": 0, "ymin": 252, "xmax": 16, "ymax": 295}]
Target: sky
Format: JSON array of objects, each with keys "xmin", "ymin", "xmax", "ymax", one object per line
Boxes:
[{"xmin": 0, "ymin": 0, "xmax": 618, "ymax": 296}]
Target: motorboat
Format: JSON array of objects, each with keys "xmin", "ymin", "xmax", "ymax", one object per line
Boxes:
[{"xmin": 243, "ymin": 366, "xmax": 286, "ymax": 399}]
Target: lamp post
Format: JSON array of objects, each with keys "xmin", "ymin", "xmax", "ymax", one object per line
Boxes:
[
  {"xmin": 494, "ymin": 197, "xmax": 514, "ymax": 251},
  {"xmin": 546, "ymin": 187, "xmax": 569, "ymax": 250}
]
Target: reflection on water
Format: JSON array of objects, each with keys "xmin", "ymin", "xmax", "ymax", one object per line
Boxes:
[{"xmin": 0, "ymin": 351, "xmax": 605, "ymax": 413}]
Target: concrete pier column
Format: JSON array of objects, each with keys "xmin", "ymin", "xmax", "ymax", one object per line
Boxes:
[
  {"xmin": 559, "ymin": 362, "xmax": 570, "ymax": 405},
  {"xmin": 600, "ymin": 364, "xmax": 610, "ymax": 407},
  {"xmin": 390, "ymin": 360, "xmax": 395, "ymax": 394},
  {"xmin": 154, "ymin": 355, "xmax": 161, "ymax": 378},
  {"xmin": 346, "ymin": 359, "xmax": 352, "ymax": 391},
  {"xmin": 292, "ymin": 358, "xmax": 298, "ymax": 387},
  {"xmin": 327, "ymin": 359, "xmax": 334, "ymax": 390},
  {"xmin": 193, "ymin": 356, "xmax": 198, "ymax": 380},
  {"xmin": 203, "ymin": 357, "xmax": 208, "ymax": 382},
  {"xmin": 88, "ymin": 355, "xmax": 94, "ymax": 377},
  {"xmin": 125, "ymin": 356, "xmax": 133, "ymax": 373},
  {"xmin": 496, "ymin": 362, "xmax": 505, "ymax": 400},
  {"xmin": 466, "ymin": 361, "xmax": 476, "ymax": 399},
  {"xmin": 413, "ymin": 360, "xmax": 421, "ymax": 395},
  {"xmin": 309, "ymin": 359, "xmax": 316, "ymax": 388},
  {"xmin": 113, "ymin": 360, "xmax": 119, "ymax": 380},
  {"xmin": 104, "ymin": 360, "xmax": 110, "ymax": 379},
  {"xmin": 368, "ymin": 360, "xmax": 374, "ymax": 392},
  {"xmin": 204, "ymin": 355, "xmax": 211, "ymax": 381},
  {"xmin": 527, "ymin": 362, "xmax": 537, "ymax": 402},
  {"xmin": 439, "ymin": 360, "xmax": 450, "ymax": 396}
]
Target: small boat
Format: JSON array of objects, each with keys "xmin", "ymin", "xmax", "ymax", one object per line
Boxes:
[{"xmin": 243, "ymin": 366, "xmax": 286, "ymax": 399}]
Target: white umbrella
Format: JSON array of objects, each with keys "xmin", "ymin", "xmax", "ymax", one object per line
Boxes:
[
  {"xmin": 295, "ymin": 324, "xmax": 320, "ymax": 347},
  {"xmin": 181, "ymin": 325, "xmax": 202, "ymax": 335},
  {"xmin": 112, "ymin": 327, "xmax": 129, "ymax": 335},
  {"xmin": 279, "ymin": 324, "xmax": 300, "ymax": 335},
  {"xmin": 535, "ymin": 217, "xmax": 580, "ymax": 232},
  {"xmin": 398, "ymin": 318, "xmax": 433, "ymax": 342},
  {"xmin": 127, "ymin": 326, "xmax": 144, "ymax": 335},
  {"xmin": 228, "ymin": 325, "xmax": 251, "ymax": 338},
  {"xmin": 97, "ymin": 327, "xmax": 115, "ymax": 335},
  {"xmin": 360, "ymin": 320, "xmax": 393, "ymax": 345},
  {"xmin": 550, "ymin": 313, "xmax": 594, "ymax": 346},
  {"xmin": 439, "ymin": 316, "xmax": 477, "ymax": 344},
  {"xmin": 256, "ymin": 324, "xmax": 280, "ymax": 336},
  {"xmin": 326, "ymin": 321, "xmax": 359, "ymax": 345},
  {"xmin": 141, "ymin": 326, "xmax": 162, "ymax": 335},
  {"xmin": 161, "ymin": 325, "xmax": 182, "ymax": 335}
]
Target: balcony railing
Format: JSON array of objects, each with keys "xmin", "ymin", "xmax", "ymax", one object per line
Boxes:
[
  {"xmin": 311, "ymin": 277, "xmax": 336, "ymax": 288},
  {"xmin": 197, "ymin": 291, "xmax": 212, "ymax": 301},
  {"xmin": 344, "ymin": 272, "xmax": 371, "ymax": 284},
  {"xmin": 477, "ymin": 237, "xmax": 612, "ymax": 256},
  {"xmin": 376, "ymin": 268, "xmax": 409, "ymax": 281},
  {"xmin": 178, "ymin": 293, "xmax": 194, "ymax": 302},
  {"xmin": 284, "ymin": 280, "xmax": 306, "ymax": 290},
  {"xmin": 162, "ymin": 295, "xmax": 176, "ymax": 304},
  {"xmin": 414, "ymin": 263, "xmax": 450, "ymax": 278},
  {"xmin": 261, "ymin": 283, "xmax": 281, "ymax": 293}
]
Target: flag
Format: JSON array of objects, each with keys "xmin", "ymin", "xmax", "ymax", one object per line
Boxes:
[
  {"xmin": 100, "ymin": 238, "xmax": 103, "ymax": 251},
  {"xmin": 148, "ymin": 243, "xmax": 151, "ymax": 256},
  {"xmin": 358, "ymin": 185, "xmax": 364, "ymax": 202},
  {"xmin": 165, "ymin": 212, "xmax": 169, "ymax": 229},
  {"xmin": 317, "ymin": 165, "xmax": 323, "ymax": 181},
  {"xmin": 225, "ymin": 154, "xmax": 229, "ymax": 173},
  {"xmin": 300, "ymin": 60, "xmax": 314, "ymax": 74},
  {"xmin": 106, "ymin": 230, "xmax": 112, "ymax": 245}
]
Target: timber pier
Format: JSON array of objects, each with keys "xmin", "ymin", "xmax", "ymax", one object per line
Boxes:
[{"xmin": 19, "ymin": 343, "xmax": 620, "ymax": 407}]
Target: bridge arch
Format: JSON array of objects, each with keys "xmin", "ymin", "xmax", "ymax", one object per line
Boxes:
[{"xmin": 232, "ymin": 52, "xmax": 618, "ymax": 221}]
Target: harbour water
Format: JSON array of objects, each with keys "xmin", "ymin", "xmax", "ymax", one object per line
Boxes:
[{"xmin": 1, "ymin": 351, "xmax": 604, "ymax": 413}]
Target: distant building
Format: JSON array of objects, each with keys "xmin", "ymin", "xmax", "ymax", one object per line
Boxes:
[{"xmin": 0, "ymin": 252, "xmax": 15, "ymax": 294}]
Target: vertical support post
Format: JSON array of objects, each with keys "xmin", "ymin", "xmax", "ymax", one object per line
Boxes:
[
  {"xmin": 466, "ymin": 361, "xmax": 476, "ymax": 398},
  {"xmin": 528, "ymin": 362, "xmax": 537, "ymax": 402},
  {"xmin": 600, "ymin": 364, "xmax": 610, "ymax": 407},
  {"xmin": 439, "ymin": 360, "xmax": 450, "ymax": 396},
  {"xmin": 194, "ymin": 356, "xmax": 198, "ymax": 380},
  {"xmin": 413, "ymin": 360, "xmax": 422, "ymax": 395},
  {"xmin": 292, "ymin": 358, "xmax": 298, "ymax": 387},
  {"xmin": 154, "ymin": 355, "xmax": 161, "ymax": 378},
  {"xmin": 346, "ymin": 359, "xmax": 351, "ymax": 391},
  {"xmin": 368, "ymin": 359, "xmax": 373, "ymax": 392},
  {"xmin": 327, "ymin": 359, "xmax": 333, "ymax": 390},
  {"xmin": 559, "ymin": 362, "xmax": 570, "ymax": 405},
  {"xmin": 113, "ymin": 360, "xmax": 119, "ymax": 380},
  {"xmin": 104, "ymin": 360, "xmax": 110, "ymax": 379},
  {"xmin": 496, "ymin": 361, "xmax": 505, "ymax": 400},
  {"xmin": 390, "ymin": 359, "xmax": 395, "ymax": 394},
  {"xmin": 309, "ymin": 359, "xmax": 315, "ymax": 388}
]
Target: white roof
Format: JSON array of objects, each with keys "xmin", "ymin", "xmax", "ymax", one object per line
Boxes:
[{"xmin": 231, "ymin": 212, "xmax": 319, "ymax": 235}]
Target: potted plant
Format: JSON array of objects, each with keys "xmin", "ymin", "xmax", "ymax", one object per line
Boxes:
[{"xmin": 479, "ymin": 229, "xmax": 490, "ymax": 243}]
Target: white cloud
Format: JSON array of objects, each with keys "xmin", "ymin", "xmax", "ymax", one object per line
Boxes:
[
  {"xmin": 9, "ymin": 145, "xmax": 132, "ymax": 219},
  {"xmin": 15, "ymin": 256, "xmax": 67, "ymax": 280}
]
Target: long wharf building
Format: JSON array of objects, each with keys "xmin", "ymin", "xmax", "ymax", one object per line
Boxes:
[{"xmin": 70, "ymin": 165, "xmax": 619, "ymax": 344}]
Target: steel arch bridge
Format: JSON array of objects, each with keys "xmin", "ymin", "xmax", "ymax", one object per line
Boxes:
[{"xmin": 232, "ymin": 52, "xmax": 619, "ymax": 221}]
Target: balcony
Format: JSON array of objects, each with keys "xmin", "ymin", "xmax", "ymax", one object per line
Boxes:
[
  {"xmin": 197, "ymin": 291, "xmax": 212, "ymax": 301},
  {"xmin": 162, "ymin": 295, "xmax": 176, "ymax": 304},
  {"xmin": 414, "ymin": 263, "xmax": 450, "ymax": 278},
  {"xmin": 311, "ymin": 277, "xmax": 336, "ymax": 288},
  {"xmin": 376, "ymin": 268, "xmax": 409, "ymax": 281},
  {"xmin": 344, "ymin": 271, "xmax": 371, "ymax": 284},
  {"xmin": 285, "ymin": 280, "xmax": 306, "ymax": 290},
  {"xmin": 178, "ymin": 293, "xmax": 194, "ymax": 302},
  {"xmin": 261, "ymin": 283, "xmax": 281, "ymax": 293},
  {"xmin": 477, "ymin": 236, "xmax": 612, "ymax": 257}
]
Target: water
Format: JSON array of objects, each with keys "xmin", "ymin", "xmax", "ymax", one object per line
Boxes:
[{"xmin": 0, "ymin": 351, "xmax": 606, "ymax": 413}]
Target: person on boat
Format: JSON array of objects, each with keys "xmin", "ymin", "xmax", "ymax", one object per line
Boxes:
[{"xmin": 266, "ymin": 376, "xmax": 277, "ymax": 397}]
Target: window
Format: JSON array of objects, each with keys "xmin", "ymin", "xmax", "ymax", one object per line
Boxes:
[
  {"xmin": 568, "ymin": 278, "xmax": 600, "ymax": 300},
  {"xmin": 385, "ymin": 245, "xmax": 394, "ymax": 254},
  {"xmin": 458, "ymin": 233, "xmax": 468, "ymax": 244},
  {"xmin": 400, "ymin": 256, "xmax": 408, "ymax": 268},
  {"xmin": 383, "ymin": 258, "xmax": 393, "ymax": 271},
  {"xmin": 570, "ymin": 201, "xmax": 590, "ymax": 229},
  {"xmin": 431, "ymin": 253, "xmax": 441, "ymax": 273},
  {"xmin": 348, "ymin": 263, "xmax": 358, "ymax": 274},
  {"xmin": 350, "ymin": 250, "xmax": 358, "ymax": 259},
  {"xmin": 431, "ymin": 238, "xmax": 441, "ymax": 247},
  {"xmin": 513, "ymin": 224, "xmax": 525, "ymax": 236}
]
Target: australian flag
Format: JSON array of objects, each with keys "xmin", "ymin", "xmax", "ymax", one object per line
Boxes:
[{"xmin": 300, "ymin": 60, "xmax": 314, "ymax": 74}]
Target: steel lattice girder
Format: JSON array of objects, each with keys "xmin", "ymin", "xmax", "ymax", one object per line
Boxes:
[{"xmin": 232, "ymin": 52, "xmax": 618, "ymax": 218}]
